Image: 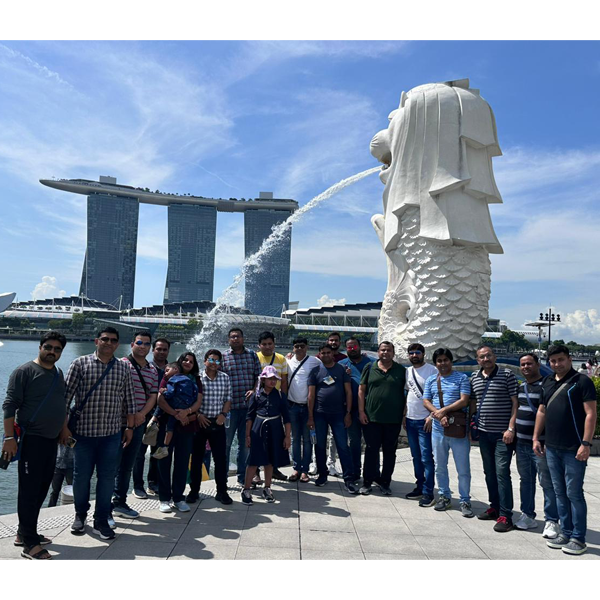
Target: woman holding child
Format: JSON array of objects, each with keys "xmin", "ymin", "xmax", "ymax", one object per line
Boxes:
[{"xmin": 155, "ymin": 352, "xmax": 202, "ymax": 513}]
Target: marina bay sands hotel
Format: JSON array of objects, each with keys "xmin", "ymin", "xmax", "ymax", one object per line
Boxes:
[{"xmin": 40, "ymin": 176, "xmax": 298, "ymax": 316}]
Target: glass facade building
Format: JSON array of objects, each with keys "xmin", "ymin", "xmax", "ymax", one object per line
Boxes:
[
  {"xmin": 164, "ymin": 203, "xmax": 217, "ymax": 303},
  {"xmin": 244, "ymin": 208, "xmax": 292, "ymax": 316},
  {"xmin": 79, "ymin": 194, "xmax": 138, "ymax": 308}
]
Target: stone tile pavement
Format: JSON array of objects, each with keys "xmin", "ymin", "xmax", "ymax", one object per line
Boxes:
[{"xmin": 1, "ymin": 448, "xmax": 600, "ymax": 560}]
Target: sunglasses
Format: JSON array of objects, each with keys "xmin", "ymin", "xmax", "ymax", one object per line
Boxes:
[
  {"xmin": 134, "ymin": 340, "xmax": 152, "ymax": 347},
  {"xmin": 408, "ymin": 351, "xmax": 423, "ymax": 355},
  {"xmin": 207, "ymin": 358, "xmax": 221, "ymax": 365},
  {"xmin": 42, "ymin": 344, "xmax": 63, "ymax": 352},
  {"xmin": 347, "ymin": 345, "xmax": 359, "ymax": 351},
  {"xmin": 99, "ymin": 336, "xmax": 119, "ymax": 343}
]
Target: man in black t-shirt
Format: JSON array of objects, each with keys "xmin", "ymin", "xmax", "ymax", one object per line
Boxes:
[{"xmin": 533, "ymin": 344, "xmax": 597, "ymax": 556}]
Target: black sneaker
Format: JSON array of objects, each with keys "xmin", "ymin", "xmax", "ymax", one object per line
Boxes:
[
  {"xmin": 272, "ymin": 469, "xmax": 288, "ymax": 481},
  {"xmin": 493, "ymin": 516, "xmax": 513, "ymax": 532},
  {"xmin": 215, "ymin": 492, "xmax": 233, "ymax": 505},
  {"xmin": 262, "ymin": 487, "xmax": 275, "ymax": 503},
  {"xmin": 547, "ymin": 533, "xmax": 570, "ymax": 549},
  {"xmin": 241, "ymin": 489, "xmax": 253, "ymax": 505},
  {"xmin": 405, "ymin": 488, "xmax": 423, "ymax": 500},
  {"xmin": 186, "ymin": 492, "xmax": 200, "ymax": 504},
  {"xmin": 344, "ymin": 481, "xmax": 359, "ymax": 494},
  {"xmin": 477, "ymin": 507, "xmax": 498, "ymax": 521},
  {"xmin": 70, "ymin": 513, "xmax": 87, "ymax": 535},
  {"xmin": 92, "ymin": 521, "xmax": 116, "ymax": 540},
  {"xmin": 419, "ymin": 495, "xmax": 436, "ymax": 507},
  {"xmin": 434, "ymin": 496, "xmax": 451, "ymax": 511},
  {"xmin": 359, "ymin": 484, "xmax": 372, "ymax": 495},
  {"xmin": 378, "ymin": 483, "xmax": 392, "ymax": 496},
  {"xmin": 315, "ymin": 475, "xmax": 328, "ymax": 487}
]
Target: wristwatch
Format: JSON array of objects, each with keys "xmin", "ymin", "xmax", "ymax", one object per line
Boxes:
[
  {"xmin": 508, "ymin": 427, "xmax": 515, "ymax": 433},
  {"xmin": 125, "ymin": 427, "xmax": 134, "ymax": 431},
  {"xmin": 582, "ymin": 441, "xmax": 592, "ymax": 447}
]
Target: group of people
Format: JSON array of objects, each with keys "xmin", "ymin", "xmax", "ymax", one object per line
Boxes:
[{"xmin": 1, "ymin": 327, "xmax": 597, "ymax": 559}]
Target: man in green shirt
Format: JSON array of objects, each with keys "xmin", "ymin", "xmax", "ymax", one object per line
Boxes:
[{"xmin": 358, "ymin": 341, "xmax": 406, "ymax": 495}]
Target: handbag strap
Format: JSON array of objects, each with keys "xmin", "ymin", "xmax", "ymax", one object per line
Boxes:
[
  {"xmin": 288, "ymin": 356, "xmax": 309, "ymax": 386},
  {"xmin": 522, "ymin": 381, "xmax": 538, "ymax": 414},
  {"xmin": 71, "ymin": 357, "xmax": 117, "ymax": 418},
  {"xmin": 546, "ymin": 373, "xmax": 579, "ymax": 410},
  {"xmin": 475, "ymin": 373, "xmax": 494, "ymax": 416},
  {"xmin": 22, "ymin": 368, "xmax": 61, "ymax": 431},
  {"xmin": 127, "ymin": 355, "xmax": 150, "ymax": 399}
]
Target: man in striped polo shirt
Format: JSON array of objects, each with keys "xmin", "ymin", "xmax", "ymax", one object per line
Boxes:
[
  {"xmin": 514, "ymin": 353, "xmax": 559, "ymax": 537},
  {"xmin": 471, "ymin": 346, "xmax": 519, "ymax": 532},
  {"xmin": 112, "ymin": 330, "xmax": 159, "ymax": 520}
]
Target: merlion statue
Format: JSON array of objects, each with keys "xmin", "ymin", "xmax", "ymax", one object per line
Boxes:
[{"xmin": 370, "ymin": 79, "xmax": 503, "ymax": 361}]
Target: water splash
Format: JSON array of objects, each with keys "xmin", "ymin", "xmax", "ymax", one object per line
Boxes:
[{"xmin": 187, "ymin": 166, "xmax": 381, "ymax": 354}]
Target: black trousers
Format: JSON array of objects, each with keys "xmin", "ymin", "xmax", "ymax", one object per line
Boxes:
[
  {"xmin": 189, "ymin": 420, "xmax": 227, "ymax": 495},
  {"xmin": 133, "ymin": 415, "xmax": 158, "ymax": 490},
  {"xmin": 17, "ymin": 434, "xmax": 58, "ymax": 548},
  {"xmin": 363, "ymin": 422, "xmax": 402, "ymax": 486}
]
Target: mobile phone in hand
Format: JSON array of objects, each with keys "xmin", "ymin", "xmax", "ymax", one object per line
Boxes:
[{"xmin": 0, "ymin": 453, "xmax": 11, "ymax": 470}]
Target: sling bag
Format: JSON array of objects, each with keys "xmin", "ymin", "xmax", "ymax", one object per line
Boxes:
[{"xmin": 437, "ymin": 375, "xmax": 467, "ymax": 438}]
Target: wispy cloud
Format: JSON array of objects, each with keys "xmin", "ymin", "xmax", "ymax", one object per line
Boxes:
[{"xmin": 0, "ymin": 43, "xmax": 72, "ymax": 87}]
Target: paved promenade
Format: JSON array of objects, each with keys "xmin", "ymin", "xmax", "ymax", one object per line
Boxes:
[{"xmin": 1, "ymin": 448, "xmax": 599, "ymax": 560}]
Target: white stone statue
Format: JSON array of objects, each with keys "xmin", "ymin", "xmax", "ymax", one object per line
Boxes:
[{"xmin": 370, "ymin": 79, "xmax": 503, "ymax": 360}]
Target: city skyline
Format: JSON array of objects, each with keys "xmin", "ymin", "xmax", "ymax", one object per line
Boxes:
[{"xmin": 1, "ymin": 39, "xmax": 599, "ymax": 342}]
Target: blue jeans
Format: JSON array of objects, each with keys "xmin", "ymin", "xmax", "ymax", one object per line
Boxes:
[
  {"xmin": 432, "ymin": 430, "xmax": 471, "ymax": 502},
  {"xmin": 156, "ymin": 424, "xmax": 194, "ymax": 503},
  {"xmin": 113, "ymin": 423, "xmax": 145, "ymax": 506},
  {"xmin": 406, "ymin": 418, "xmax": 435, "ymax": 497},
  {"xmin": 515, "ymin": 441, "xmax": 558, "ymax": 522},
  {"xmin": 289, "ymin": 402, "xmax": 311, "ymax": 474},
  {"xmin": 478, "ymin": 430, "xmax": 514, "ymax": 518},
  {"xmin": 546, "ymin": 447, "xmax": 588, "ymax": 543},
  {"xmin": 347, "ymin": 414, "xmax": 363, "ymax": 480},
  {"xmin": 314, "ymin": 412, "xmax": 354, "ymax": 481},
  {"xmin": 225, "ymin": 407, "xmax": 249, "ymax": 482},
  {"xmin": 73, "ymin": 432, "xmax": 122, "ymax": 524}
]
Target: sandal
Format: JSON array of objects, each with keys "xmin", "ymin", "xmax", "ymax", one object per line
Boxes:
[
  {"xmin": 14, "ymin": 534, "xmax": 51, "ymax": 547},
  {"xmin": 300, "ymin": 473, "xmax": 310, "ymax": 483},
  {"xmin": 21, "ymin": 546, "xmax": 52, "ymax": 560},
  {"xmin": 288, "ymin": 472, "xmax": 300, "ymax": 482}
]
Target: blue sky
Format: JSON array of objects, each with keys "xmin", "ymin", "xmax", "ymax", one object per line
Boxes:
[{"xmin": 1, "ymin": 36, "xmax": 600, "ymax": 342}]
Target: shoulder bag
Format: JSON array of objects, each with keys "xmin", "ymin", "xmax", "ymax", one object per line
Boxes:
[{"xmin": 437, "ymin": 376, "xmax": 467, "ymax": 438}]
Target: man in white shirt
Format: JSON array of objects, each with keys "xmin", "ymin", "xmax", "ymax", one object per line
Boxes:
[
  {"xmin": 286, "ymin": 337, "xmax": 322, "ymax": 482},
  {"xmin": 404, "ymin": 343, "xmax": 438, "ymax": 507}
]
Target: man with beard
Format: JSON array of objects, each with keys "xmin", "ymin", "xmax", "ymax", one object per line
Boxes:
[{"xmin": 404, "ymin": 343, "xmax": 437, "ymax": 507}]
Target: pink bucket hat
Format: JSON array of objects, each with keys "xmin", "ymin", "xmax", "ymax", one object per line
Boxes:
[{"xmin": 259, "ymin": 365, "xmax": 281, "ymax": 380}]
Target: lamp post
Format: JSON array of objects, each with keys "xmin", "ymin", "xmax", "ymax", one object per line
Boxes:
[{"xmin": 539, "ymin": 309, "xmax": 560, "ymax": 347}]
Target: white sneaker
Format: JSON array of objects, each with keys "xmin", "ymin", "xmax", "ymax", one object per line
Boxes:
[
  {"xmin": 542, "ymin": 521, "xmax": 560, "ymax": 539},
  {"xmin": 514, "ymin": 514, "xmax": 538, "ymax": 530},
  {"xmin": 308, "ymin": 462, "xmax": 318, "ymax": 476},
  {"xmin": 107, "ymin": 515, "xmax": 117, "ymax": 530},
  {"xmin": 159, "ymin": 501, "xmax": 172, "ymax": 513},
  {"xmin": 174, "ymin": 501, "xmax": 190, "ymax": 512}
]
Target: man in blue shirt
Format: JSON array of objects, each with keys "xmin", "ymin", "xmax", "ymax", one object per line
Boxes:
[
  {"xmin": 422, "ymin": 347, "xmax": 473, "ymax": 517},
  {"xmin": 339, "ymin": 337, "xmax": 375, "ymax": 483}
]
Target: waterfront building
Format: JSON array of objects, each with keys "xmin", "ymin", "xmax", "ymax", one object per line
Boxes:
[
  {"xmin": 40, "ymin": 177, "xmax": 297, "ymax": 311},
  {"xmin": 244, "ymin": 196, "xmax": 293, "ymax": 317}
]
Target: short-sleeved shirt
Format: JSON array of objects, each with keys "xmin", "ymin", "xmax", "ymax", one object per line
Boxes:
[
  {"xmin": 257, "ymin": 352, "xmax": 289, "ymax": 391},
  {"xmin": 360, "ymin": 361, "xmax": 406, "ymax": 424},
  {"xmin": 405, "ymin": 363, "xmax": 438, "ymax": 420},
  {"xmin": 308, "ymin": 362, "xmax": 350, "ymax": 415},
  {"xmin": 470, "ymin": 366, "xmax": 519, "ymax": 433},
  {"xmin": 200, "ymin": 370, "xmax": 232, "ymax": 418},
  {"xmin": 339, "ymin": 355, "xmax": 376, "ymax": 414},
  {"xmin": 3, "ymin": 361, "xmax": 67, "ymax": 439},
  {"xmin": 423, "ymin": 371, "xmax": 471, "ymax": 434},
  {"xmin": 542, "ymin": 369, "xmax": 597, "ymax": 452},
  {"xmin": 286, "ymin": 355, "xmax": 322, "ymax": 404},
  {"xmin": 121, "ymin": 357, "xmax": 159, "ymax": 412},
  {"xmin": 222, "ymin": 348, "xmax": 261, "ymax": 410},
  {"xmin": 516, "ymin": 379, "xmax": 545, "ymax": 444}
]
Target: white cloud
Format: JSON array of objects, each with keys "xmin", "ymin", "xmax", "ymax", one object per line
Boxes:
[
  {"xmin": 0, "ymin": 43, "xmax": 72, "ymax": 87},
  {"xmin": 317, "ymin": 294, "xmax": 347, "ymax": 307},
  {"xmin": 31, "ymin": 276, "xmax": 66, "ymax": 300},
  {"xmin": 553, "ymin": 309, "xmax": 600, "ymax": 345}
]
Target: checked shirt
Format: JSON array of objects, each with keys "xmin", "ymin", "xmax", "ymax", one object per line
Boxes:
[
  {"xmin": 65, "ymin": 352, "xmax": 136, "ymax": 437},
  {"xmin": 222, "ymin": 348, "xmax": 261, "ymax": 410},
  {"xmin": 199, "ymin": 370, "xmax": 232, "ymax": 418}
]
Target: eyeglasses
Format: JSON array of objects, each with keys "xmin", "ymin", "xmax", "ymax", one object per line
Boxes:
[
  {"xmin": 207, "ymin": 358, "xmax": 221, "ymax": 365},
  {"xmin": 99, "ymin": 336, "xmax": 119, "ymax": 344},
  {"xmin": 347, "ymin": 345, "xmax": 359, "ymax": 351},
  {"xmin": 408, "ymin": 351, "xmax": 423, "ymax": 356},
  {"xmin": 42, "ymin": 344, "xmax": 63, "ymax": 352},
  {"xmin": 134, "ymin": 340, "xmax": 152, "ymax": 347}
]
